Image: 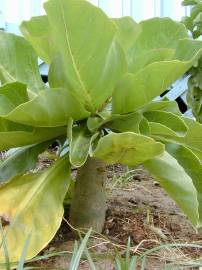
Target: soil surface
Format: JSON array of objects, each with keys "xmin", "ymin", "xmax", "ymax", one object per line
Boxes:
[{"xmin": 28, "ymin": 162, "xmax": 202, "ymax": 270}]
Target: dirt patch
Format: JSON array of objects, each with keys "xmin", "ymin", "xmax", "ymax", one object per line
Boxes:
[{"xmin": 29, "ymin": 165, "xmax": 202, "ymax": 270}]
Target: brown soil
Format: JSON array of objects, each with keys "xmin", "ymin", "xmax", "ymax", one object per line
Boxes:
[{"xmin": 29, "ymin": 164, "xmax": 202, "ymax": 270}]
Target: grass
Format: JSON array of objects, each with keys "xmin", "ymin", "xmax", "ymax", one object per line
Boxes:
[{"xmin": 1, "ymin": 221, "xmax": 202, "ymax": 270}]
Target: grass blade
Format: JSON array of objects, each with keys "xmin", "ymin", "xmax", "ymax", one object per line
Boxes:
[
  {"xmin": 0, "ymin": 222, "xmax": 11, "ymax": 270},
  {"xmin": 69, "ymin": 229, "xmax": 92, "ymax": 270},
  {"xmin": 17, "ymin": 234, "xmax": 31, "ymax": 270}
]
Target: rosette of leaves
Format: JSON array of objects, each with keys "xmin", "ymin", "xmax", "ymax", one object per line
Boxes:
[
  {"xmin": 0, "ymin": 0, "xmax": 202, "ymax": 266},
  {"xmin": 182, "ymin": 0, "xmax": 202, "ymax": 122}
]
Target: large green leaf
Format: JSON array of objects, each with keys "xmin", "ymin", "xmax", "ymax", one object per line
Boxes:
[
  {"xmin": 148, "ymin": 122, "xmax": 184, "ymax": 138},
  {"xmin": 0, "ymin": 85, "xmax": 68, "ymax": 146},
  {"xmin": 149, "ymin": 117, "xmax": 202, "ymax": 159},
  {"xmin": 46, "ymin": 0, "xmax": 126, "ymax": 112},
  {"xmin": 113, "ymin": 17, "xmax": 141, "ymax": 52},
  {"xmin": 93, "ymin": 132, "xmax": 164, "ymax": 166},
  {"xmin": 143, "ymin": 110, "xmax": 188, "ymax": 136},
  {"xmin": 0, "ymin": 82, "xmax": 30, "ymax": 132},
  {"xmin": 3, "ymin": 88, "xmax": 89, "ymax": 127},
  {"xmin": 0, "ymin": 82, "xmax": 29, "ymax": 114},
  {"xmin": 112, "ymin": 39, "xmax": 202, "ymax": 114},
  {"xmin": 144, "ymin": 152, "xmax": 198, "ymax": 226},
  {"xmin": 0, "ymin": 31, "xmax": 45, "ymax": 95},
  {"xmin": 20, "ymin": 15, "xmax": 56, "ymax": 65},
  {"xmin": 175, "ymin": 118, "xmax": 202, "ymax": 159},
  {"xmin": 0, "ymin": 156, "xmax": 71, "ymax": 265},
  {"xmin": 68, "ymin": 120, "xmax": 97, "ymax": 167},
  {"xmin": 118, "ymin": 17, "xmax": 188, "ymax": 73},
  {"xmin": 130, "ymin": 18, "xmax": 188, "ymax": 67},
  {"xmin": 0, "ymin": 141, "xmax": 51, "ymax": 183},
  {"xmin": 139, "ymin": 100, "xmax": 181, "ymax": 115},
  {"xmin": 166, "ymin": 143, "xmax": 202, "ymax": 227},
  {"xmin": 0, "ymin": 127, "xmax": 66, "ymax": 151}
]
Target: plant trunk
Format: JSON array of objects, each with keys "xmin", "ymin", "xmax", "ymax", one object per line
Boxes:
[{"xmin": 69, "ymin": 157, "xmax": 107, "ymax": 233}]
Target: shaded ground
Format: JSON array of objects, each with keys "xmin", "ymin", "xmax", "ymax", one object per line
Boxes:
[{"xmin": 29, "ymin": 163, "xmax": 202, "ymax": 270}]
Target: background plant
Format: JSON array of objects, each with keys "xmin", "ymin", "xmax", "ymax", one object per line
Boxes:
[
  {"xmin": 0, "ymin": 0, "xmax": 202, "ymax": 267},
  {"xmin": 182, "ymin": 0, "xmax": 202, "ymax": 122}
]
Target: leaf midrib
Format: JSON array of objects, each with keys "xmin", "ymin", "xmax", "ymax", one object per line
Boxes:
[{"xmin": 60, "ymin": 1, "xmax": 93, "ymax": 111}]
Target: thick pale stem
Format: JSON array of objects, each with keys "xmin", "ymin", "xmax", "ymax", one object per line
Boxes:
[{"xmin": 69, "ymin": 157, "xmax": 107, "ymax": 233}]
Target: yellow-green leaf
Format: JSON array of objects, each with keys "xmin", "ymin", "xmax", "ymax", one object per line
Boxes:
[
  {"xmin": 93, "ymin": 132, "xmax": 164, "ymax": 166},
  {"xmin": 0, "ymin": 157, "xmax": 71, "ymax": 265},
  {"xmin": 46, "ymin": 0, "xmax": 127, "ymax": 112},
  {"xmin": 144, "ymin": 152, "xmax": 198, "ymax": 226}
]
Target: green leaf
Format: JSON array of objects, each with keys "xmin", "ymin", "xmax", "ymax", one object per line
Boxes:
[
  {"xmin": 148, "ymin": 122, "xmax": 182, "ymax": 137},
  {"xmin": 105, "ymin": 112, "xmax": 143, "ymax": 133},
  {"xmin": 68, "ymin": 120, "xmax": 97, "ymax": 167},
  {"xmin": 130, "ymin": 48, "xmax": 175, "ymax": 75},
  {"xmin": 0, "ymin": 31, "xmax": 45, "ymax": 94},
  {"xmin": 144, "ymin": 110, "xmax": 188, "ymax": 136},
  {"xmin": 112, "ymin": 18, "xmax": 202, "ymax": 115},
  {"xmin": 45, "ymin": 0, "xmax": 126, "ymax": 112},
  {"xmin": 114, "ymin": 17, "xmax": 190, "ymax": 74},
  {"xmin": 0, "ymin": 127, "xmax": 66, "ymax": 151},
  {"xmin": 139, "ymin": 100, "xmax": 181, "ymax": 115},
  {"xmin": 0, "ymin": 82, "xmax": 30, "ymax": 132},
  {"xmin": 187, "ymin": 81, "xmax": 202, "ymax": 123},
  {"xmin": 87, "ymin": 112, "xmax": 150, "ymax": 135},
  {"xmin": 87, "ymin": 116, "xmax": 105, "ymax": 132},
  {"xmin": 112, "ymin": 39, "xmax": 202, "ymax": 114},
  {"xmin": 182, "ymin": 2, "xmax": 202, "ymax": 38},
  {"xmin": 139, "ymin": 117, "xmax": 151, "ymax": 136},
  {"xmin": 20, "ymin": 16, "xmax": 56, "ymax": 65},
  {"xmin": 166, "ymin": 143, "xmax": 202, "ymax": 227},
  {"xmin": 0, "ymin": 141, "xmax": 51, "ymax": 183},
  {"xmin": 144, "ymin": 152, "xmax": 199, "ymax": 226},
  {"xmin": 113, "ymin": 17, "xmax": 141, "ymax": 52},
  {"xmin": 0, "ymin": 156, "xmax": 71, "ymax": 263},
  {"xmin": 4, "ymin": 88, "xmax": 89, "ymax": 127},
  {"xmin": 127, "ymin": 18, "xmax": 188, "ymax": 73},
  {"xmin": 149, "ymin": 117, "xmax": 202, "ymax": 159},
  {"xmin": 0, "ymin": 82, "xmax": 29, "ymax": 114},
  {"xmin": 93, "ymin": 132, "xmax": 164, "ymax": 166}
]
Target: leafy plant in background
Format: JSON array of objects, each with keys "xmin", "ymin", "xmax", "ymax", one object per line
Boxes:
[
  {"xmin": 182, "ymin": 0, "xmax": 202, "ymax": 122},
  {"xmin": 0, "ymin": 0, "xmax": 202, "ymax": 266}
]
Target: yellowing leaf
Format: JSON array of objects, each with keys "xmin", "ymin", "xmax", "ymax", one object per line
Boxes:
[{"xmin": 0, "ymin": 157, "xmax": 71, "ymax": 265}]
